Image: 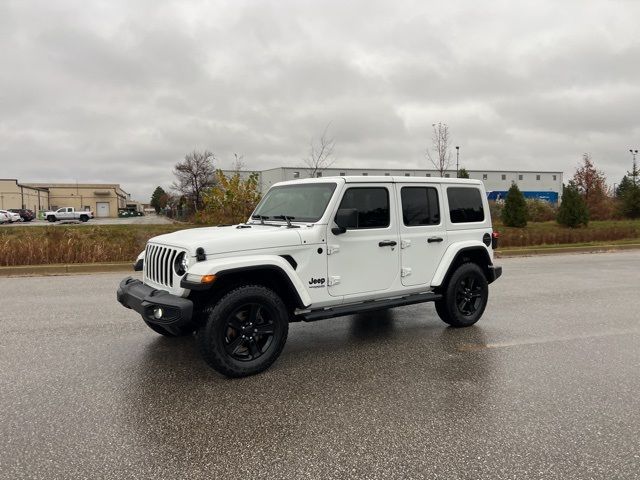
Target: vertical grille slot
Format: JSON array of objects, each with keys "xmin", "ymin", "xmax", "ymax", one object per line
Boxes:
[
  {"xmin": 168, "ymin": 250, "xmax": 177, "ymax": 287},
  {"xmin": 144, "ymin": 244, "xmax": 181, "ymax": 288}
]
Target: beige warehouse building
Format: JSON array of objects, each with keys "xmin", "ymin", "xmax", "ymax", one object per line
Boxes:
[
  {"xmin": 0, "ymin": 179, "xmax": 49, "ymax": 213},
  {"xmin": 0, "ymin": 179, "xmax": 130, "ymax": 217}
]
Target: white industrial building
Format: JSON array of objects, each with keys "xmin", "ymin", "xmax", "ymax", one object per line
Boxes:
[{"xmin": 226, "ymin": 167, "xmax": 564, "ymax": 203}]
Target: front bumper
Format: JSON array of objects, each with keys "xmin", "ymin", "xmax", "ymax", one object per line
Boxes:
[
  {"xmin": 117, "ymin": 277, "xmax": 193, "ymax": 327},
  {"xmin": 487, "ymin": 265, "xmax": 503, "ymax": 284}
]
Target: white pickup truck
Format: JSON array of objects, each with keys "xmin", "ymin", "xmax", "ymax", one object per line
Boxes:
[{"xmin": 45, "ymin": 207, "xmax": 94, "ymax": 222}]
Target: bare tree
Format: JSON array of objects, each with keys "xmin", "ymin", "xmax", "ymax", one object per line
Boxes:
[
  {"xmin": 426, "ymin": 122, "xmax": 452, "ymax": 177},
  {"xmin": 304, "ymin": 123, "xmax": 335, "ymax": 177},
  {"xmin": 231, "ymin": 153, "xmax": 245, "ymax": 173},
  {"xmin": 172, "ymin": 150, "xmax": 216, "ymax": 212}
]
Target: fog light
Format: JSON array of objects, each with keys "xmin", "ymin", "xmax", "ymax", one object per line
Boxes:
[{"xmin": 153, "ymin": 307, "xmax": 163, "ymax": 319}]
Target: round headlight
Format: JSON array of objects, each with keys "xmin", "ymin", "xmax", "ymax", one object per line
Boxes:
[{"xmin": 175, "ymin": 252, "xmax": 188, "ymax": 276}]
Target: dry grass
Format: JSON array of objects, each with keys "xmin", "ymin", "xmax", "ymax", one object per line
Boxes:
[
  {"xmin": 0, "ymin": 224, "xmax": 184, "ymax": 266},
  {"xmin": 496, "ymin": 220, "xmax": 640, "ymax": 248},
  {"xmin": 2, "ymin": 220, "xmax": 640, "ymax": 267}
]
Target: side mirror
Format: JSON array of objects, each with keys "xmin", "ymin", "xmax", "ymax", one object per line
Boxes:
[{"xmin": 332, "ymin": 208, "xmax": 358, "ymax": 235}]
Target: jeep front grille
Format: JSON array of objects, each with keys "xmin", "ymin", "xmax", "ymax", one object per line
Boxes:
[{"xmin": 144, "ymin": 244, "xmax": 180, "ymax": 288}]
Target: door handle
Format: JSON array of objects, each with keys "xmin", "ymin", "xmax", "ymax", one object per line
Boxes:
[
  {"xmin": 427, "ymin": 237, "xmax": 444, "ymax": 243},
  {"xmin": 378, "ymin": 240, "xmax": 397, "ymax": 247}
]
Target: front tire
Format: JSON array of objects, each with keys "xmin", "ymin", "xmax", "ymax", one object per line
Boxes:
[
  {"xmin": 197, "ymin": 285, "xmax": 289, "ymax": 378},
  {"xmin": 435, "ymin": 263, "xmax": 488, "ymax": 328},
  {"xmin": 80, "ymin": 215, "xmax": 89, "ymax": 222},
  {"xmin": 47, "ymin": 215, "xmax": 56, "ymax": 222}
]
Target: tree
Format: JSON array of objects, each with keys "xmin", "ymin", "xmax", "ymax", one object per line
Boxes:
[
  {"xmin": 426, "ymin": 122, "xmax": 452, "ymax": 176},
  {"xmin": 231, "ymin": 153, "xmax": 245, "ymax": 173},
  {"xmin": 150, "ymin": 186, "xmax": 168, "ymax": 214},
  {"xmin": 557, "ymin": 181, "xmax": 589, "ymax": 228},
  {"xmin": 305, "ymin": 124, "xmax": 335, "ymax": 178},
  {"xmin": 501, "ymin": 183, "xmax": 528, "ymax": 227},
  {"xmin": 172, "ymin": 150, "xmax": 216, "ymax": 212},
  {"xmin": 199, "ymin": 170, "xmax": 262, "ymax": 225},
  {"xmin": 572, "ymin": 153, "xmax": 611, "ymax": 220},
  {"xmin": 616, "ymin": 175, "xmax": 633, "ymax": 198},
  {"xmin": 526, "ymin": 198, "xmax": 557, "ymax": 222},
  {"xmin": 617, "ymin": 173, "xmax": 640, "ymax": 218},
  {"xmin": 457, "ymin": 167, "xmax": 469, "ymax": 179},
  {"xmin": 619, "ymin": 186, "xmax": 640, "ymax": 218}
]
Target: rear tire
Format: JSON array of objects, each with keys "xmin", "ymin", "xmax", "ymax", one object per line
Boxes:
[
  {"xmin": 197, "ymin": 285, "xmax": 289, "ymax": 378},
  {"xmin": 435, "ymin": 263, "xmax": 488, "ymax": 328}
]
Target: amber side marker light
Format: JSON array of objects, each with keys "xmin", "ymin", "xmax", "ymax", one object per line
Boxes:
[{"xmin": 201, "ymin": 274, "xmax": 217, "ymax": 284}]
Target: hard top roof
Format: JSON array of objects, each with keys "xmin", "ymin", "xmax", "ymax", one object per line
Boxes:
[{"xmin": 274, "ymin": 175, "xmax": 483, "ymax": 187}]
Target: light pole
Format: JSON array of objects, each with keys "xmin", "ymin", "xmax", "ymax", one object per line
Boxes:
[
  {"xmin": 630, "ymin": 149, "xmax": 639, "ymax": 185},
  {"xmin": 456, "ymin": 146, "xmax": 460, "ymax": 177}
]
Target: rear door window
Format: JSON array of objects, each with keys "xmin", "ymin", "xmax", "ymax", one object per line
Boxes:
[{"xmin": 447, "ymin": 187, "xmax": 485, "ymax": 223}]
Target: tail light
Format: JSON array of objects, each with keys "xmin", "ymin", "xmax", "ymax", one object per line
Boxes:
[{"xmin": 491, "ymin": 231, "xmax": 499, "ymax": 249}]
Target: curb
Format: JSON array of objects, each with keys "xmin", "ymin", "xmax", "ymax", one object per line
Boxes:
[
  {"xmin": 0, "ymin": 262, "xmax": 132, "ymax": 277},
  {"xmin": 495, "ymin": 243, "xmax": 640, "ymax": 258}
]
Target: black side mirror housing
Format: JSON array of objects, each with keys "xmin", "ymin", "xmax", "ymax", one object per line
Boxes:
[{"xmin": 332, "ymin": 208, "xmax": 358, "ymax": 235}]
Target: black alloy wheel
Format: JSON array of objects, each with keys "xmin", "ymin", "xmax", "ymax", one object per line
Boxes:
[
  {"xmin": 455, "ymin": 274, "xmax": 484, "ymax": 316},
  {"xmin": 223, "ymin": 303, "xmax": 276, "ymax": 362},
  {"xmin": 435, "ymin": 262, "xmax": 488, "ymax": 328},
  {"xmin": 197, "ymin": 285, "xmax": 289, "ymax": 378}
]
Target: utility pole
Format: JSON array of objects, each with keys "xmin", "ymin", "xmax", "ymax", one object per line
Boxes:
[
  {"xmin": 456, "ymin": 146, "xmax": 460, "ymax": 176},
  {"xmin": 630, "ymin": 149, "xmax": 639, "ymax": 185}
]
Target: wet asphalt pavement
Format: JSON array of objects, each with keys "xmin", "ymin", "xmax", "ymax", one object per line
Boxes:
[{"xmin": 1, "ymin": 251, "xmax": 639, "ymax": 479}]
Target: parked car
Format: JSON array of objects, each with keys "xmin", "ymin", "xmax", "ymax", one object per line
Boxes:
[
  {"xmin": 8, "ymin": 208, "xmax": 35, "ymax": 222},
  {"xmin": 0, "ymin": 211, "xmax": 10, "ymax": 224},
  {"xmin": 44, "ymin": 207, "xmax": 93, "ymax": 222},
  {"xmin": 0, "ymin": 209, "xmax": 21, "ymax": 223}
]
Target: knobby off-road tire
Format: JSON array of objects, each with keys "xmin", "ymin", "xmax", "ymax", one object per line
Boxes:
[
  {"xmin": 143, "ymin": 320, "xmax": 194, "ymax": 337},
  {"xmin": 196, "ymin": 285, "xmax": 289, "ymax": 378},
  {"xmin": 435, "ymin": 262, "xmax": 489, "ymax": 328}
]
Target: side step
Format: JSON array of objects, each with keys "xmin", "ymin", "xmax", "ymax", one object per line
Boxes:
[{"xmin": 298, "ymin": 292, "xmax": 442, "ymax": 322}]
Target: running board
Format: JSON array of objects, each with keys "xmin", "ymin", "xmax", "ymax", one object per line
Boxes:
[{"xmin": 298, "ymin": 292, "xmax": 442, "ymax": 322}]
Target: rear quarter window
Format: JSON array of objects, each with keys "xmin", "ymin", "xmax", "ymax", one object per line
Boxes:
[{"xmin": 447, "ymin": 187, "xmax": 485, "ymax": 223}]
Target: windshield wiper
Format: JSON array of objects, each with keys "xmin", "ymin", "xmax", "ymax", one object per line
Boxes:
[
  {"xmin": 273, "ymin": 215, "xmax": 298, "ymax": 228},
  {"xmin": 251, "ymin": 214, "xmax": 269, "ymax": 225}
]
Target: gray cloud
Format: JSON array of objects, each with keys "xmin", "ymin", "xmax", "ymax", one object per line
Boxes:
[{"xmin": 1, "ymin": 0, "xmax": 640, "ymax": 201}]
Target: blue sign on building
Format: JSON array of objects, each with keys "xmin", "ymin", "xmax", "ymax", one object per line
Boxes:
[{"xmin": 487, "ymin": 190, "xmax": 559, "ymax": 204}]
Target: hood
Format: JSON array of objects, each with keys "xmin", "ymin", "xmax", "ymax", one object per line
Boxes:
[{"xmin": 148, "ymin": 224, "xmax": 304, "ymax": 256}]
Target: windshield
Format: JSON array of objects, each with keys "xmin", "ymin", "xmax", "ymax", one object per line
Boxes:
[{"xmin": 252, "ymin": 183, "xmax": 337, "ymax": 223}]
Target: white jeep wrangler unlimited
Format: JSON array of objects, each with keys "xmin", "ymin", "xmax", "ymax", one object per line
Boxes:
[{"xmin": 117, "ymin": 176, "xmax": 502, "ymax": 377}]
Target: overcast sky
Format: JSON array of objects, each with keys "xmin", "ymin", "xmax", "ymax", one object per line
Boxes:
[{"xmin": 2, "ymin": 0, "xmax": 640, "ymax": 200}]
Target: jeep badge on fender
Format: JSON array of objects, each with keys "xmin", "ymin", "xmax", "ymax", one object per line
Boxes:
[{"xmin": 117, "ymin": 175, "xmax": 502, "ymax": 378}]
